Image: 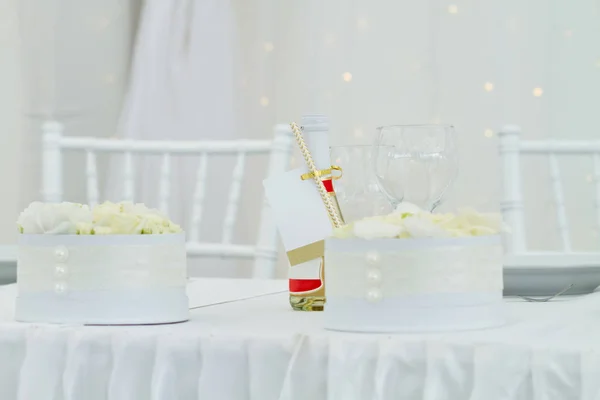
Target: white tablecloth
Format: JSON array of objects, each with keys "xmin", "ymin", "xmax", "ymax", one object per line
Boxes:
[{"xmin": 1, "ymin": 279, "xmax": 600, "ymax": 400}]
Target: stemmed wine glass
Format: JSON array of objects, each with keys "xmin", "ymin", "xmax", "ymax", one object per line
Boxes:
[
  {"xmin": 330, "ymin": 145, "xmax": 394, "ymax": 223},
  {"xmin": 373, "ymin": 124, "xmax": 458, "ymax": 212}
]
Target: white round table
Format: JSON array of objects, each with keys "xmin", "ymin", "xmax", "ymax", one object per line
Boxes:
[{"xmin": 0, "ymin": 278, "xmax": 599, "ymax": 400}]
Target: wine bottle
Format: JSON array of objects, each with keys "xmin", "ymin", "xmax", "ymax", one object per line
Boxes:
[{"xmin": 289, "ymin": 114, "xmax": 345, "ymax": 311}]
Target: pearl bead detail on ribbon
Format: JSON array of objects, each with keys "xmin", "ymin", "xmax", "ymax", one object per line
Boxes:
[
  {"xmin": 365, "ymin": 251, "xmax": 380, "ymax": 266},
  {"xmin": 54, "ymin": 246, "xmax": 69, "ymax": 263},
  {"xmin": 54, "ymin": 282, "xmax": 68, "ymax": 294},
  {"xmin": 54, "ymin": 265, "xmax": 68, "ymax": 278},
  {"xmin": 366, "ymin": 269, "xmax": 382, "ymax": 284},
  {"xmin": 366, "ymin": 288, "xmax": 382, "ymax": 303}
]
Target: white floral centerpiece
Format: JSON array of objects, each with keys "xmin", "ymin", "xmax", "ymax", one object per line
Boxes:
[
  {"xmin": 15, "ymin": 201, "xmax": 188, "ymax": 325},
  {"xmin": 17, "ymin": 201, "xmax": 182, "ymax": 235},
  {"xmin": 333, "ymin": 203, "xmax": 504, "ymax": 240},
  {"xmin": 324, "ymin": 203, "xmax": 506, "ymax": 333}
]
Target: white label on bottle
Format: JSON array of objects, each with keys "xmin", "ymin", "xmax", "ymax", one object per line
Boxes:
[
  {"xmin": 263, "ymin": 167, "xmax": 332, "ymax": 251},
  {"xmin": 288, "ymin": 258, "xmax": 321, "ymax": 279}
]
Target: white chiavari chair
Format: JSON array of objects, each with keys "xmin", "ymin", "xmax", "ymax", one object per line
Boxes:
[
  {"xmin": 498, "ymin": 125, "xmax": 600, "ymax": 254},
  {"xmin": 499, "ymin": 125, "xmax": 600, "ymax": 295},
  {"xmin": 40, "ymin": 121, "xmax": 293, "ymax": 279}
]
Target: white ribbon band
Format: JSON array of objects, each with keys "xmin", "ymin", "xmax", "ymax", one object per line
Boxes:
[{"xmin": 18, "ymin": 234, "xmax": 186, "ymax": 292}]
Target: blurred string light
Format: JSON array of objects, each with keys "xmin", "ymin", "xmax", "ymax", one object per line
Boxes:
[
  {"xmin": 484, "ymin": 82, "xmax": 494, "ymax": 92},
  {"xmin": 0, "ymin": 13, "xmax": 16, "ymax": 35},
  {"xmin": 448, "ymin": 5, "xmax": 458, "ymax": 14},
  {"xmin": 96, "ymin": 16, "xmax": 110, "ymax": 30},
  {"xmin": 354, "ymin": 128, "xmax": 364, "ymax": 138},
  {"xmin": 93, "ymin": 7, "xmax": 128, "ymax": 31},
  {"xmin": 564, "ymin": 30, "xmax": 574, "ymax": 38},
  {"xmin": 507, "ymin": 17, "xmax": 518, "ymax": 32},
  {"xmin": 484, "ymin": 129, "xmax": 494, "ymax": 138},
  {"xmin": 532, "ymin": 87, "xmax": 544, "ymax": 97},
  {"xmin": 586, "ymin": 174, "xmax": 594, "ymax": 183},
  {"xmin": 104, "ymin": 74, "xmax": 116, "ymax": 84},
  {"xmin": 259, "ymin": 96, "xmax": 269, "ymax": 107},
  {"xmin": 342, "ymin": 72, "xmax": 353, "ymax": 82},
  {"xmin": 357, "ymin": 18, "xmax": 368, "ymax": 31},
  {"xmin": 324, "ymin": 33, "xmax": 336, "ymax": 46},
  {"xmin": 595, "ymin": 59, "xmax": 600, "ymax": 68},
  {"xmin": 263, "ymin": 42, "xmax": 274, "ymax": 52}
]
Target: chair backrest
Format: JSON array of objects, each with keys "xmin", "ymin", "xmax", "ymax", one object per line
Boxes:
[
  {"xmin": 498, "ymin": 125, "xmax": 600, "ymax": 254},
  {"xmin": 40, "ymin": 121, "xmax": 293, "ymax": 278}
]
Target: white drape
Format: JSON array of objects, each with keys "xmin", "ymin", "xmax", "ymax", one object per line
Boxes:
[
  {"xmin": 109, "ymin": 0, "xmax": 250, "ymax": 277},
  {"xmin": 16, "ymin": 0, "xmax": 139, "ymax": 208},
  {"xmin": 0, "ymin": 0, "xmax": 23, "ymax": 245},
  {"xmin": 109, "ymin": 0, "xmax": 236, "ymax": 228}
]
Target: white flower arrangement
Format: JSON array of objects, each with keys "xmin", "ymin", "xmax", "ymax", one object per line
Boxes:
[
  {"xmin": 333, "ymin": 203, "xmax": 504, "ymax": 240},
  {"xmin": 17, "ymin": 201, "xmax": 183, "ymax": 235}
]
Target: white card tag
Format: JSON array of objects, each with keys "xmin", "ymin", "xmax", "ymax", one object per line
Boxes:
[{"xmin": 263, "ymin": 167, "xmax": 332, "ymax": 252}]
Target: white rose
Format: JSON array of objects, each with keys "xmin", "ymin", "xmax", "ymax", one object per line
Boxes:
[
  {"xmin": 468, "ymin": 225, "xmax": 498, "ymax": 236},
  {"xmin": 18, "ymin": 202, "xmax": 92, "ymax": 234},
  {"xmin": 446, "ymin": 228, "xmax": 469, "ymax": 237},
  {"xmin": 137, "ymin": 217, "xmax": 164, "ymax": 234},
  {"xmin": 138, "ymin": 216, "xmax": 183, "ymax": 234},
  {"xmin": 87, "ymin": 201, "xmax": 182, "ymax": 235},
  {"xmin": 332, "ymin": 224, "xmax": 355, "ymax": 239},
  {"xmin": 353, "ymin": 219, "xmax": 404, "ymax": 239},
  {"xmin": 92, "ymin": 202, "xmax": 122, "ymax": 223},
  {"xmin": 118, "ymin": 201, "xmax": 136, "ymax": 213},
  {"xmin": 393, "ymin": 202, "xmax": 423, "ymax": 216},
  {"xmin": 121, "ymin": 202, "xmax": 146, "ymax": 214},
  {"xmin": 400, "ymin": 214, "xmax": 450, "ymax": 238},
  {"xmin": 167, "ymin": 221, "xmax": 183, "ymax": 234},
  {"xmin": 456, "ymin": 208, "xmax": 503, "ymax": 233},
  {"xmin": 76, "ymin": 222, "xmax": 94, "ymax": 235},
  {"xmin": 332, "ymin": 208, "xmax": 502, "ymax": 239},
  {"xmin": 93, "ymin": 226, "xmax": 113, "ymax": 235},
  {"xmin": 122, "ymin": 202, "xmax": 166, "ymax": 219},
  {"xmin": 142, "ymin": 210, "xmax": 182, "ymax": 234},
  {"xmin": 121, "ymin": 202, "xmax": 179, "ymax": 234},
  {"xmin": 95, "ymin": 213, "xmax": 143, "ymax": 234}
]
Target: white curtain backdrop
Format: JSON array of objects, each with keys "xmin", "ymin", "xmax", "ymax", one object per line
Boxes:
[
  {"xmin": 16, "ymin": 0, "xmax": 140, "ymax": 210},
  {"xmin": 109, "ymin": 0, "xmax": 236, "ymax": 226},
  {"xmin": 108, "ymin": 0, "xmax": 249, "ymax": 277},
  {"xmin": 0, "ymin": 0, "xmax": 22, "ymax": 245},
  {"xmin": 5, "ymin": 0, "xmax": 600, "ymax": 261}
]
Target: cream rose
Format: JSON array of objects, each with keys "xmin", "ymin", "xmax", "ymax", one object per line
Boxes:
[
  {"xmin": 94, "ymin": 212, "xmax": 143, "ymax": 234},
  {"xmin": 333, "ymin": 206, "xmax": 503, "ymax": 239},
  {"xmin": 18, "ymin": 201, "xmax": 182, "ymax": 235},
  {"xmin": 17, "ymin": 202, "xmax": 93, "ymax": 234},
  {"xmin": 93, "ymin": 226, "xmax": 113, "ymax": 235},
  {"xmin": 353, "ymin": 219, "xmax": 404, "ymax": 239},
  {"xmin": 92, "ymin": 202, "xmax": 122, "ymax": 223},
  {"xmin": 75, "ymin": 222, "xmax": 94, "ymax": 235}
]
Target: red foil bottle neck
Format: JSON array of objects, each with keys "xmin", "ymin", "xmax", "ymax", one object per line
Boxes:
[{"xmin": 322, "ymin": 179, "xmax": 334, "ymax": 193}]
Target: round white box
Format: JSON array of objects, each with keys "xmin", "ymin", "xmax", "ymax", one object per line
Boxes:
[
  {"xmin": 324, "ymin": 236, "xmax": 505, "ymax": 333},
  {"xmin": 16, "ymin": 234, "xmax": 189, "ymax": 325}
]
